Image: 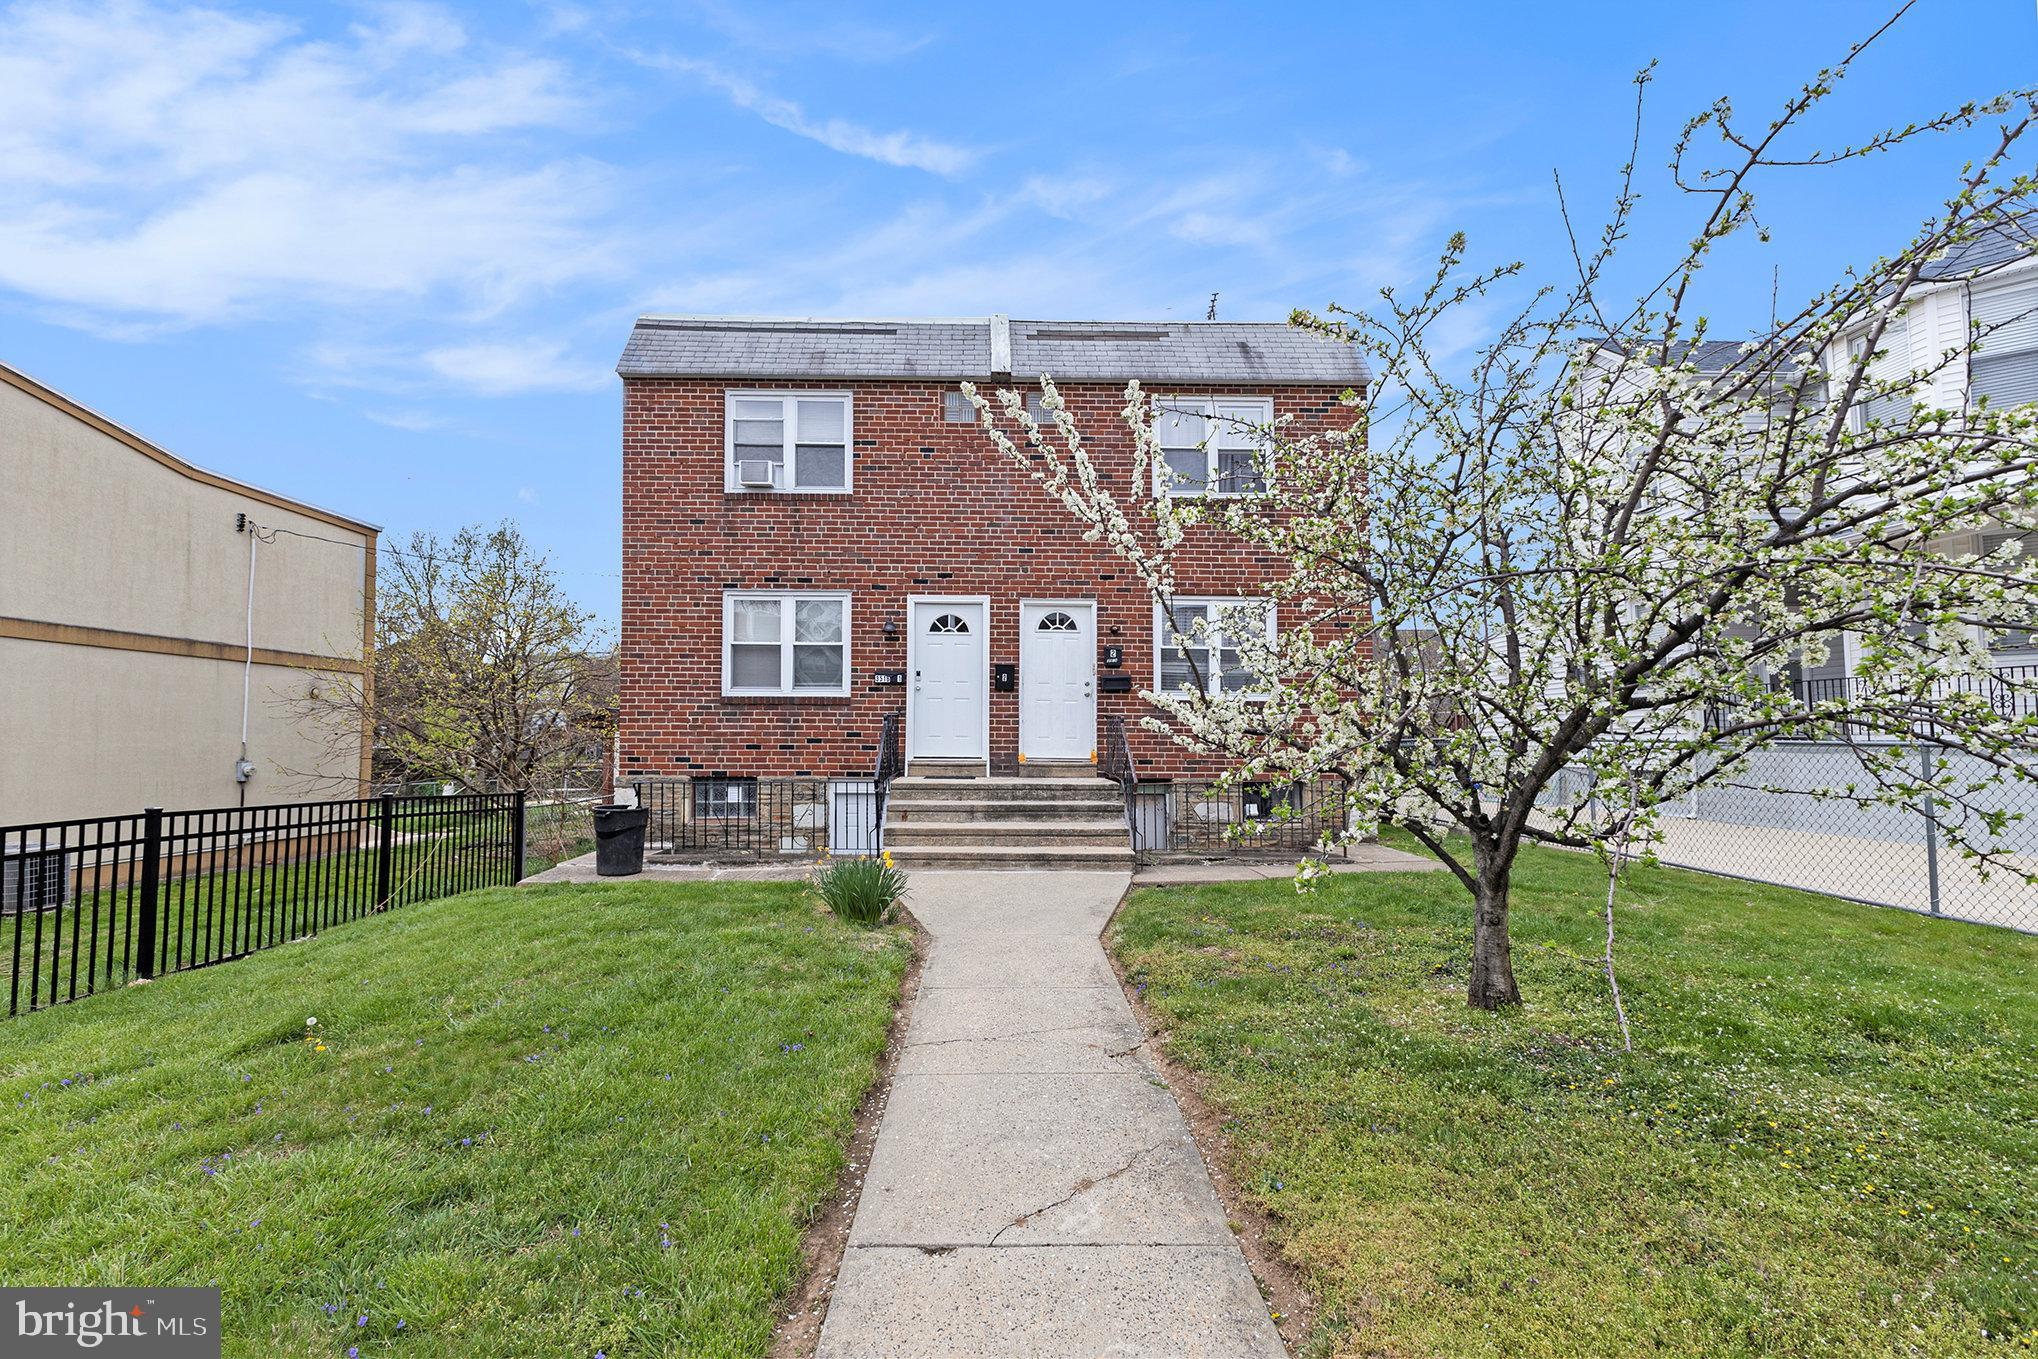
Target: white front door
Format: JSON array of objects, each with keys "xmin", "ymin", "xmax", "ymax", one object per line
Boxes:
[
  {"xmin": 1019, "ymin": 601, "xmax": 1095, "ymax": 761},
  {"xmin": 910, "ymin": 600, "xmax": 985, "ymax": 759}
]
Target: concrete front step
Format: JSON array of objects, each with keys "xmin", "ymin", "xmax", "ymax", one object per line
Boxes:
[
  {"xmin": 904, "ymin": 759, "xmax": 989, "ymax": 779},
  {"xmin": 886, "ymin": 776, "xmax": 1119, "ymax": 804},
  {"xmin": 1016, "ymin": 760, "xmax": 1100, "ymax": 778},
  {"xmin": 882, "ymin": 775, "xmax": 1131, "ymax": 868},
  {"xmin": 885, "ymin": 819, "xmax": 1128, "ymax": 847},
  {"xmin": 887, "ymin": 797, "xmax": 1122, "ymax": 824},
  {"xmin": 885, "ymin": 844, "xmax": 1136, "ymax": 871}
]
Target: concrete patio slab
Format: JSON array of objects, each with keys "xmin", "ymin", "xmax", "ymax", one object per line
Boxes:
[
  {"xmin": 818, "ymin": 1245, "xmax": 1286, "ymax": 1359},
  {"xmin": 517, "ymin": 853, "xmax": 810, "ymax": 885},
  {"xmin": 817, "ymin": 868, "xmax": 1285, "ymax": 1357}
]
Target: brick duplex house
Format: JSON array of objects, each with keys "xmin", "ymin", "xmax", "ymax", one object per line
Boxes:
[{"xmin": 615, "ymin": 314, "xmax": 1366, "ymax": 860}]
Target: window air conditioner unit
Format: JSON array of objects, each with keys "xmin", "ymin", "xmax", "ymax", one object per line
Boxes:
[{"xmin": 737, "ymin": 459, "xmax": 779, "ymax": 488}]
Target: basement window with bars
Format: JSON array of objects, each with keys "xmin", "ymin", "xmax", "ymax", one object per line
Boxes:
[
  {"xmin": 693, "ymin": 777, "xmax": 757, "ymax": 820},
  {"xmin": 723, "ymin": 591, "xmax": 852, "ymax": 696},
  {"xmin": 1241, "ymin": 780, "xmax": 1304, "ymax": 823},
  {"xmin": 1152, "ymin": 396, "xmax": 1273, "ymax": 496},
  {"xmin": 727, "ymin": 392, "xmax": 851, "ymax": 492},
  {"xmin": 1156, "ymin": 598, "xmax": 1274, "ymax": 697}
]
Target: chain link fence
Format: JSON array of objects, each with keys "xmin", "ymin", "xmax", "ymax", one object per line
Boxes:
[{"xmin": 1537, "ymin": 741, "xmax": 2038, "ymax": 932}]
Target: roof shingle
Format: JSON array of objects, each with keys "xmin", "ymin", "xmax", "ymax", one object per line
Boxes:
[{"xmin": 616, "ymin": 314, "xmax": 1369, "ymax": 386}]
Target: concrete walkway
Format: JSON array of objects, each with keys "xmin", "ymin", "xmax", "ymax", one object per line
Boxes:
[
  {"xmin": 817, "ymin": 871, "xmax": 1285, "ymax": 1359},
  {"xmin": 519, "ymin": 840, "xmax": 1433, "ymax": 888}
]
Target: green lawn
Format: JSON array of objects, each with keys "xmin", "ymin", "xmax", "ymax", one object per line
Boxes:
[
  {"xmin": 1112, "ymin": 837, "xmax": 2038, "ymax": 1358},
  {"xmin": 1, "ymin": 879, "xmax": 910, "ymax": 1358}
]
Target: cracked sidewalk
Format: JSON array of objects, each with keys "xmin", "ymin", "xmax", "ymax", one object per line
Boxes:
[{"xmin": 816, "ymin": 869, "xmax": 1286, "ymax": 1359}]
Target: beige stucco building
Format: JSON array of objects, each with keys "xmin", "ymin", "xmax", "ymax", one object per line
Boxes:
[{"xmin": 0, "ymin": 361, "xmax": 377, "ymax": 825}]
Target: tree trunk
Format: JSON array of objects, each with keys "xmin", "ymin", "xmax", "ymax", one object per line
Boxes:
[{"xmin": 1467, "ymin": 844, "xmax": 1522, "ymax": 1009}]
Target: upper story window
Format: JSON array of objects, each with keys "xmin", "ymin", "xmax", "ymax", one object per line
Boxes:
[
  {"xmin": 1156, "ymin": 598, "xmax": 1275, "ymax": 697},
  {"xmin": 1972, "ymin": 278, "xmax": 2038, "ymax": 409},
  {"xmin": 723, "ymin": 591, "xmax": 851, "ymax": 696},
  {"xmin": 1842, "ymin": 319, "xmax": 1913, "ymax": 432},
  {"xmin": 727, "ymin": 392, "xmax": 851, "ymax": 493},
  {"xmin": 1152, "ymin": 397, "xmax": 1273, "ymax": 496}
]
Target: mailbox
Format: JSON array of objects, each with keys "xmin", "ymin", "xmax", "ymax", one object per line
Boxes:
[
  {"xmin": 1101, "ymin": 645, "xmax": 1124, "ymax": 669},
  {"xmin": 1099, "ymin": 674, "xmax": 1134, "ymax": 693},
  {"xmin": 993, "ymin": 663, "xmax": 1016, "ymax": 691},
  {"xmin": 871, "ymin": 669, "xmax": 906, "ymax": 687}
]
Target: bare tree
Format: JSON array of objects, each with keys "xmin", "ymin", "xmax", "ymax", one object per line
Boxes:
[{"xmin": 294, "ymin": 523, "xmax": 616, "ymax": 805}]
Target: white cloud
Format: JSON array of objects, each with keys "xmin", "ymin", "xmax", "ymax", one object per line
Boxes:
[
  {"xmin": 516, "ymin": 485, "xmax": 541, "ymax": 504},
  {"xmin": 363, "ymin": 407, "xmax": 448, "ymax": 431},
  {"xmin": 1017, "ymin": 174, "xmax": 1118, "ymax": 220},
  {"xmin": 631, "ymin": 51, "xmax": 977, "ymax": 175},
  {"xmin": 684, "ymin": 2, "xmax": 934, "ymax": 63},
  {"xmin": 0, "ymin": 0, "xmax": 612, "ymax": 329},
  {"xmin": 349, "ymin": 1, "xmax": 468, "ymax": 56},
  {"xmin": 421, "ymin": 338, "xmax": 610, "ymax": 395}
]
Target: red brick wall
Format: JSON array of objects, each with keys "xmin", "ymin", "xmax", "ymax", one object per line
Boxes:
[{"xmin": 619, "ymin": 376, "xmax": 1363, "ymax": 778}]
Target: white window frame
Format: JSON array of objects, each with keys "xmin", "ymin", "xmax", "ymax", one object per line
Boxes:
[
  {"xmin": 1150, "ymin": 396, "xmax": 1274, "ymax": 498},
  {"xmin": 1154, "ymin": 597, "xmax": 1276, "ymax": 699},
  {"xmin": 722, "ymin": 590, "xmax": 853, "ymax": 697},
  {"xmin": 724, "ymin": 391, "xmax": 853, "ymax": 494}
]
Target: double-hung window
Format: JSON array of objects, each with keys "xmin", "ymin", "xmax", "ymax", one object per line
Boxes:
[
  {"xmin": 1152, "ymin": 397, "xmax": 1273, "ymax": 496},
  {"xmin": 723, "ymin": 591, "xmax": 852, "ymax": 696},
  {"xmin": 1156, "ymin": 598, "xmax": 1275, "ymax": 697},
  {"xmin": 727, "ymin": 392, "xmax": 851, "ymax": 492},
  {"xmin": 1972, "ymin": 278, "xmax": 2038, "ymax": 409},
  {"xmin": 1841, "ymin": 319, "xmax": 1912, "ymax": 431}
]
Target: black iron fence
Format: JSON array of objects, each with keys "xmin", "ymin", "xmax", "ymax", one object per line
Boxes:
[
  {"xmin": 629, "ymin": 712, "xmax": 904, "ymax": 863},
  {"xmin": 1128, "ymin": 778, "xmax": 1351, "ymax": 857},
  {"xmin": 632, "ymin": 777, "xmax": 881, "ymax": 859},
  {"xmin": 2, "ymin": 792, "xmax": 524, "ymax": 1018}
]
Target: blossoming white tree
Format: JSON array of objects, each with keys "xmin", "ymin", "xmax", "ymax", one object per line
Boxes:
[{"xmin": 968, "ymin": 25, "xmax": 2038, "ymax": 1009}]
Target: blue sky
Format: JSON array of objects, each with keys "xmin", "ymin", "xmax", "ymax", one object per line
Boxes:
[{"xmin": 3, "ymin": 0, "xmax": 2033, "ymax": 627}]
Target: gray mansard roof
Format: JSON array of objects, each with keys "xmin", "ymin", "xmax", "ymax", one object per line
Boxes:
[
  {"xmin": 616, "ymin": 314, "xmax": 1370, "ymax": 386},
  {"xmin": 1922, "ymin": 214, "xmax": 2038, "ymax": 280}
]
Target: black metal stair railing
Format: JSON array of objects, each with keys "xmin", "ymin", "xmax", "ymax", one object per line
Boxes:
[
  {"xmin": 1099, "ymin": 715, "xmax": 1141, "ymax": 850},
  {"xmin": 873, "ymin": 710, "xmax": 904, "ymax": 845}
]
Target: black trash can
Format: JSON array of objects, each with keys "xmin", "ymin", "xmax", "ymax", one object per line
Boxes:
[{"xmin": 592, "ymin": 804, "xmax": 648, "ymax": 877}]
